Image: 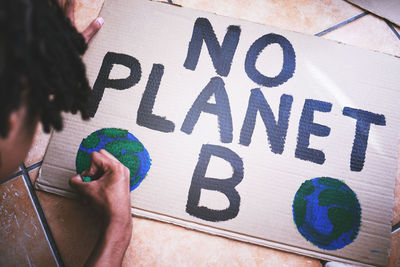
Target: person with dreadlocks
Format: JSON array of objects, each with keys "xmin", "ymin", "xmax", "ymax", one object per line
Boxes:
[{"xmin": 0, "ymin": 0, "xmax": 132, "ymax": 266}]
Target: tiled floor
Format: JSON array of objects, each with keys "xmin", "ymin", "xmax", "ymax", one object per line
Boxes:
[
  {"xmin": 1, "ymin": 0, "xmax": 400, "ymax": 266},
  {"xmin": 0, "ymin": 176, "xmax": 57, "ymax": 266}
]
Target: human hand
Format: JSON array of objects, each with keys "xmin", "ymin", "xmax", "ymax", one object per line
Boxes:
[
  {"xmin": 70, "ymin": 149, "xmax": 132, "ymax": 266},
  {"xmin": 69, "ymin": 149, "xmax": 132, "ymax": 227},
  {"xmin": 61, "ymin": 0, "xmax": 103, "ymax": 43}
]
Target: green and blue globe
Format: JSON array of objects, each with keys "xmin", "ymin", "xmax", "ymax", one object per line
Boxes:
[
  {"xmin": 76, "ymin": 128, "xmax": 151, "ymax": 191},
  {"xmin": 292, "ymin": 177, "xmax": 361, "ymax": 250}
]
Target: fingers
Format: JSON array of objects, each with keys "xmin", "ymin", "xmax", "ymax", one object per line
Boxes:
[
  {"xmin": 62, "ymin": 0, "xmax": 103, "ymax": 44},
  {"xmin": 85, "ymin": 150, "xmax": 109, "ymax": 177},
  {"xmin": 80, "ymin": 150, "xmax": 128, "ymax": 185},
  {"xmin": 82, "ymin": 17, "xmax": 104, "ymax": 43},
  {"xmin": 64, "ymin": 0, "xmax": 75, "ymax": 25},
  {"xmin": 69, "ymin": 174, "xmax": 90, "ymax": 195},
  {"xmin": 97, "ymin": 149, "xmax": 129, "ymax": 181},
  {"xmin": 99, "ymin": 149, "xmax": 119, "ymax": 163},
  {"xmin": 85, "ymin": 150, "xmax": 119, "ymax": 176}
]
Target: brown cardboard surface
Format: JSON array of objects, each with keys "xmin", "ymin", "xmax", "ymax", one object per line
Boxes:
[
  {"xmin": 36, "ymin": 0, "xmax": 400, "ymax": 265},
  {"xmin": 346, "ymin": 0, "xmax": 400, "ymax": 27}
]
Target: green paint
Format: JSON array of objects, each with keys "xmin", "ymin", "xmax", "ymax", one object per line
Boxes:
[
  {"xmin": 328, "ymin": 207, "xmax": 355, "ymax": 240},
  {"xmin": 293, "ymin": 196, "xmax": 307, "ymax": 227},
  {"xmin": 350, "ymin": 230, "xmax": 358, "ymax": 242},
  {"xmin": 81, "ymin": 133, "xmax": 100, "ymax": 149},
  {"xmin": 106, "ymin": 140, "xmax": 144, "ymax": 157},
  {"xmin": 117, "ymin": 152, "xmax": 140, "ymax": 177},
  {"xmin": 319, "ymin": 188, "xmax": 357, "ymax": 207},
  {"xmin": 76, "ymin": 150, "xmax": 90, "ymax": 174},
  {"xmin": 319, "ymin": 177, "xmax": 343, "ymax": 189},
  {"xmin": 292, "ymin": 180, "xmax": 315, "ymax": 228},
  {"xmin": 83, "ymin": 176, "xmax": 92, "ymax": 182},
  {"xmin": 298, "ymin": 180, "xmax": 315, "ymax": 197},
  {"xmin": 102, "ymin": 128, "xmax": 128, "ymax": 138}
]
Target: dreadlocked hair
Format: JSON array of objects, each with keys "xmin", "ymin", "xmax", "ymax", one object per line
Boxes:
[{"xmin": 0, "ymin": 0, "xmax": 92, "ymax": 137}]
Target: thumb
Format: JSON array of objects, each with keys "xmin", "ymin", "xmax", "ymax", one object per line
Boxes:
[
  {"xmin": 82, "ymin": 17, "xmax": 104, "ymax": 43},
  {"xmin": 69, "ymin": 175, "xmax": 90, "ymax": 195}
]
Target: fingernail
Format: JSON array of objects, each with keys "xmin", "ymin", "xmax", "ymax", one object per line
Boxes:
[{"xmin": 96, "ymin": 17, "xmax": 104, "ymax": 26}]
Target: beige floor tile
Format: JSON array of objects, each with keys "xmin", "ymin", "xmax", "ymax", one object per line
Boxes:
[
  {"xmin": 29, "ymin": 166, "xmax": 41, "ymax": 184},
  {"xmin": 123, "ymin": 216, "xmax": 322, "ymax": 267},
  {"xmin": 74, "ymin": 0, "xmax": 105, "ymax": 32},
  {"xmin": 0, "ymin": 176, "xmax": 57, "ymax": 267},
  {"xmin": 172, "ymin": 0, "xmax": 363, "ymax": 35},
  {"xmin": 323, "ymin": 13, "xmax": 400, "ymax": 57}
]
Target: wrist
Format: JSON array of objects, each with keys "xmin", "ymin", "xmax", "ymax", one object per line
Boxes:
[
  {"xmin": 104, "ymin": 212, "xmax": 132, "ymax": 227},
  {"xmin": 85, "ymin": 214, "xmax": 132, "ymax": 266},
  {"xmin": 103, "ymin": 215, "xmax": 132, "ymax": 243}
]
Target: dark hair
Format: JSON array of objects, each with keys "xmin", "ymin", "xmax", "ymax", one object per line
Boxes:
[{"xmin": 0, "ymin": 0, "xmax": 92, "ymax": 137}]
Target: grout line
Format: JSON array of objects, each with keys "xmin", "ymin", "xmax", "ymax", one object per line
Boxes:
[
  {"xmin": 392, "ymin": 221, "xmax": 400, "ymax": 233},
  {"xmin": 385, "ymin": 20, "xmax": 400, "ymax": 41},
  {"xmin": 1, "ymin": 170, "xmax": 23, "ymax": 185},
  {"xmin": 315, "ymin": 11, "xmax": 369, "ymax": 37},
  {"xmin": 26, "ymin": 161, "xmax": 43, "ymax": 172},
  {"xmin": 20, "ymin": 163, "xmax": 64, "ymax": 267}
]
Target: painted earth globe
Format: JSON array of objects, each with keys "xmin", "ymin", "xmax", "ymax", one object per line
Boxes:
[
  {"xmin": 76, "ymin": 128, "xmax": 151, "ymax": 191},
  {"xmin": 292, "ymin": 177, "xmax": 361, "ymax": 250}
]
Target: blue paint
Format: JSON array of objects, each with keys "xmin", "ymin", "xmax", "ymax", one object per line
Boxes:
[
  {"xmin": 245, "ymin": 33, "xmax": 296, "ymax": 87},
  {"xmin": 239, "ymin": 89, "xmax": 293, "ymax": 154},
  {"xmin": 186, "ymin": 144, "xmax": 243, "ymax": 222},
  {"xmin": 77, "ymin": 129, "xmax": 151, "ymax": 191},
  {"xmin": 181, "ymin": 77, "xmax": 233, "ymax": 143},
  {"xmin": 184, "ymin": 18, "xmax": 241, "ymax": 77},
  {"xmin": 137, "ymin": 64, "xmax": 175, "ymax": 133},
  {"xmin": 295, "ymin": 99, "xmax": 332, "ymax": 164},
  {"xmin": 292, "ymin": 177, "xmax": 361, "ymax": 250},
  {"xmin": 343, "ymin": 107, "xmax": 386, "ymax": 172}
]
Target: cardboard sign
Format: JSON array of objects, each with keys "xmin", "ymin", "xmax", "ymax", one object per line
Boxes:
[{"xmin": 36, "ymin": 0, "xmax": 400, "ymax": 265}]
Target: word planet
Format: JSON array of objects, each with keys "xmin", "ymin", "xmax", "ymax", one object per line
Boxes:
[
  {"xmin": 292, "ymin": 177, "xmax": 361, "ymax": 250},
  {"xmin": 76, "ymin": 128, "xmax": 151, "ymax": 191}
]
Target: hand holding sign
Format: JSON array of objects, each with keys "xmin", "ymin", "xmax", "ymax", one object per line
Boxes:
[{"xmin": 61, "ymin": 0, "xmax": 103, "ymax": 43}]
